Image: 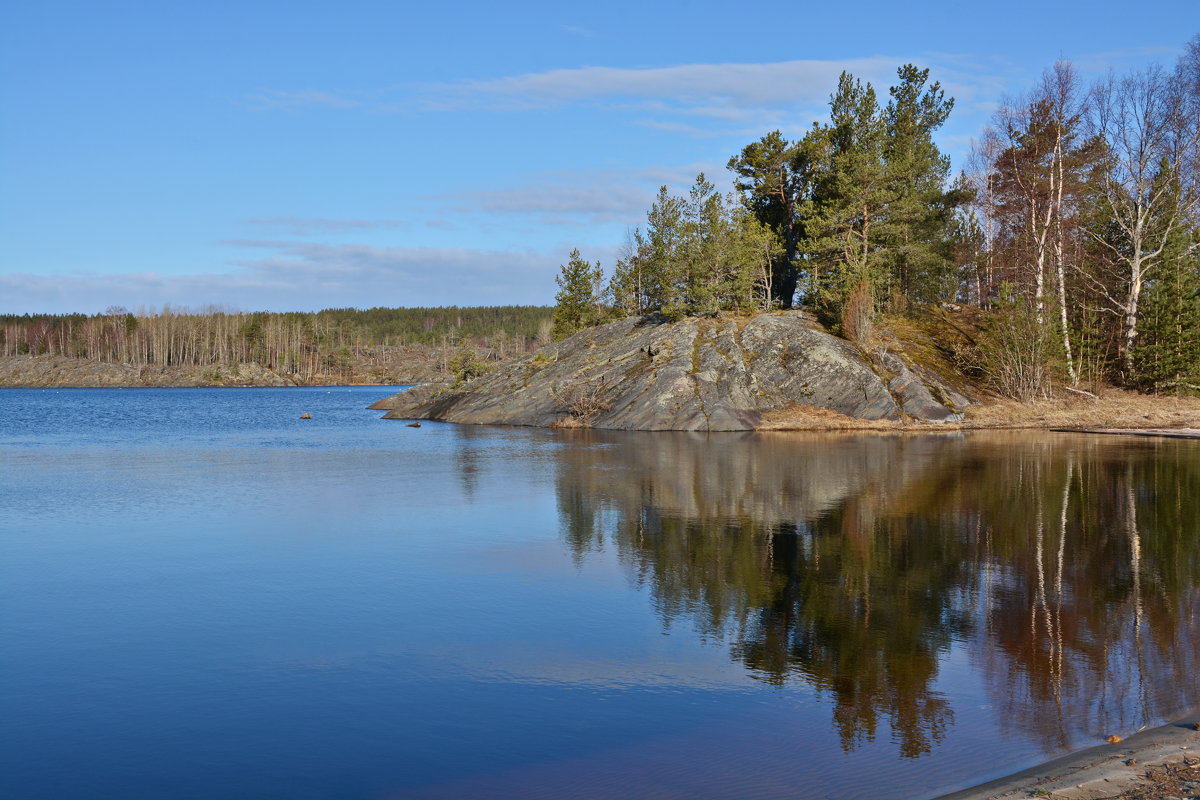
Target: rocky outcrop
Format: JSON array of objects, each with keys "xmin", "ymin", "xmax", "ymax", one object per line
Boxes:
[{"xmin": 370, "ymin": 312, "xmax": 975, "ymax": 431}]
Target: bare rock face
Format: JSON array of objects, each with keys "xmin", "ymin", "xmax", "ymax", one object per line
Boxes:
[{"xmin": 370, "ymin": 312, "xmax": 973, "ymax": 431}]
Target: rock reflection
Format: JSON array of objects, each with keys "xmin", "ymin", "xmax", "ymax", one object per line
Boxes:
[{"xmin": 553, "ymin": 431, "xmax": 1200, "ymax": 758}]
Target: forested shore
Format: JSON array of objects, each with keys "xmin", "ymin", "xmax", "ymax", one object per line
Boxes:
[
  {"xmin": 553, "ymin": 38, "xmax": 1200, "ymax": 403},
  {"xmin": 0, "ymin": 306, "xmax": 553, "ymax": 385}
]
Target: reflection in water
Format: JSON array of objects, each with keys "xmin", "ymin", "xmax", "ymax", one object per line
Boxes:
[{"xmin": 553, "ymin": 431, "xmax": 1200, "ymax": 759}]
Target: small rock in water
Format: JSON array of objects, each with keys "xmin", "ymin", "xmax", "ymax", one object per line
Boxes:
[
  {"xmin": 299, "ymin": 413, "xmax": 312, "ymax": 419},
  {"xmin": 406, "ymin": 421, "xmax": 421, "ymax": 428}
]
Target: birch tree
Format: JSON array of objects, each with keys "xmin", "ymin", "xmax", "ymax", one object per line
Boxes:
[{"xmin": 1086, "ymin": 63, "xmax": 1200, "ymax": 378}]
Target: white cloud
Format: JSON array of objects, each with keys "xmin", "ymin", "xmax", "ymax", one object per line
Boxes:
[
  {"xmin": 0, "ymin": 243, "xmax": 561, "ymax": 314},
  {"xmin": 247, "ymin": 57, "xmax": 915, "ymax": 120},
  {"xmin": 432, "ymin": 163, "xmax": 728, "ymax": 227},
  {"xmin": 431, "ymin": 58, "xmax": 901, "ymax": 112}
]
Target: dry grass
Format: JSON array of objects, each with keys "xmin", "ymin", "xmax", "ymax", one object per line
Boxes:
[
  {"xmin": 758, "ymin": 389, "xmax": 1200, "ymax": 434},
  {"xmin": 758, "ymin": 404, "xmax": 905, "ymax": 431},
  {"xmin": 960, "ymin": 388, "xmax": 1200, "ymax": 431}
]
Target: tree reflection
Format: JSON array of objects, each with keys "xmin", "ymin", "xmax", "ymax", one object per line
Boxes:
[{"xmin": 552, "ymin": 430, "xmax": 1200, "ymax": 758}]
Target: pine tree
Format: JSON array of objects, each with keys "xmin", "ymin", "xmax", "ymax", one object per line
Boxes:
[
  {"xmin": 727, "ymin": 130, "xmax": 816, "ymax": 308},
  {"xmin": 881, "ymin": 64, "xmax": 959, "ymax": 304},
  {"xmin": 805, "ymin": 72, "xmax": 888, "ymax": 311},
  {"xmin": 642, "ymin": 187, "xmax": 687, "ymax": 318},
  {"xmin": 552, "ymin": 249, "xmax": 606, "ymax": 340}
]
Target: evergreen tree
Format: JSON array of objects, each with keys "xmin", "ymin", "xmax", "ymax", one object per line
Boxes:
[
  {"xmin": 1134, "ymin": 223, "xmax": 1200, "ymax": 393},
  {"xmin": 727, "ymin": 130, "xmax": 817, "ymax": 307},
  {"xmin": 643, "ymin": 187, "xmax": 688, "ymax": 318},
  {"xmin": 610, "ymin": 176, "xmax": 778, "ymax": 319},
  {"xmin": 552, "ymin": 249, "xmax": 607, "ymax": 340},
  {"xmin": 805, "ymin": 72, "xmax": 888, "ymax": 311},
  {"xmin": 881, "ymin": 65, "xmax": 959, "ymax": 304}
]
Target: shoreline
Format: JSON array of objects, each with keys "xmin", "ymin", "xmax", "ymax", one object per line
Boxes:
[
  {"xmin": 755, "ymin": 390, "xmax": 1200, "ymax": 437},
  {"xmin": 0, "ymin": 381, "xmax": 410, "ymax": 389},
  {"xmin": 0, "ymin": 352, "xmax": 445, "ymax": 389},
  {"xmin": 934, "ymin": 711, "xmax": 1200, "ymax": 800}
]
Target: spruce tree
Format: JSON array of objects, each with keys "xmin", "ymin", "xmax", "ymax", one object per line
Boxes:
[{"xmin": 1134, "ymin": 223, "xmax": 1200, "ymax": 394}]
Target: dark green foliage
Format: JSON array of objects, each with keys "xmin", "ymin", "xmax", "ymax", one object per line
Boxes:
[
  {"xmin": 804, "ymin": 66, "xmax": 963, "ymax": 314},
  {"xmin": 559, "ymin": 64, "xmax": 968, "ymax": 334},
  {"xmin": 1134, "ymin": 224, "xmax": 1200, "ymax": 394},
  {"xmin": 608, "ymin": 175, "xmax": 779, "ymax": 320},
  {"xmin": 880, "ymin": 65, "xmax": 960, "ymax": 303},
  {"xmin": 727, "ymin": 130, "xmax": 818, "ymax": 307},
  {"xmin": 313, "ymin": 305, "xmax": 553, "ymax": 346},
  {"xmin": 552, "ymin": 249, "xmax": 608, "ymax": 340},
  {"xmin": 0, "ymin": 306, "xmax": 553, "ymax": 351},
  {"xmin": 449, "ymin": 341, "xmax": 491, "ymax": 386},
  {"xmin": 724, "ymin": 65, "xmax": 967, "ymax": 325}
]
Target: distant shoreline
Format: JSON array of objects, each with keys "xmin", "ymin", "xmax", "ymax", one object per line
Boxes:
[{"xmin": 0, "ymin": 353, "xmax": 439, "ymax": 389}]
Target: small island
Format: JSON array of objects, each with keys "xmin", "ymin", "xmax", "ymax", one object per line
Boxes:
[{"xmin": 374, "ymin": 62, "xmax": 1200, "ymax": 436}]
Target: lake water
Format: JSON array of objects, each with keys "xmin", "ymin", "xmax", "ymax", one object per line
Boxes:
[{"xmin": 2, "ymin": 387, "xmax": 1198, "ymax": 799}]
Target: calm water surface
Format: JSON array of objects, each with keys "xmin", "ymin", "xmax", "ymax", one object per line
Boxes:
[{"xmin": 2, "ymin": 387, "xmax": 1198, "ymax": 799}]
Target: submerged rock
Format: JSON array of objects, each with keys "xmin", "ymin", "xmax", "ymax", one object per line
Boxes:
[{"xmin": 370, "ymin": 311, "xmax": 974, "ymax": 431}]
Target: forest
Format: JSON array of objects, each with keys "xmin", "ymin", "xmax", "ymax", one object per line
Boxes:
[
  {"xmin": 0, "ymin": 305, "xmax": 553, "ymax": 382},
  {"xmin": 554, "ymin": 37, "xmax": 1200, "ymax": 400}
]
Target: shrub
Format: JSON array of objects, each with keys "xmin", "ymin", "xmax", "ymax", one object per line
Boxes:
[
  {"xmin": 840, "ymin": 278, "xmax": 875, "ymax": 346},
  {"xmin": 551, "ymin": 377, "xmax": 615, "ymax": 425},
  {"xmin": 973, "ymin": 297, "xmax": 1060, "ymax": 402},
  {"xmin": 449, "ymin": 344, "xmax": 490, "ymax": 386}
]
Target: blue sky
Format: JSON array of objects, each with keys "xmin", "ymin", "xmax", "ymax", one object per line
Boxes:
[{"xmin": 1, "ymin": 0, "xmax": 1194, "ymax": 314}]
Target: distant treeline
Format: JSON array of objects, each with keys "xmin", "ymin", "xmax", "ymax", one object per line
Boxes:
[{"xmin": 1, "ymin": 305, "xmax": 554, "ymax": 379}]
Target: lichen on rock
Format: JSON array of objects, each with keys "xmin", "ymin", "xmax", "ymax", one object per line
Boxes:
[{"xmin": 371, "ymin": 311, "xmax": 974, "ymax": 431}]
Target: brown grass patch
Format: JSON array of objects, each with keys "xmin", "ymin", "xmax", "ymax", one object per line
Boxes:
[
  {"xmin": 758, "ymin": 404, "xmax": 905, "ymax": 431},
  {"xmin": 961, "ymin": 388, "xmax": 1200, "ymax": 431},
  {"xmin": 757, "ymin": 390, "xmax": 1200, "ymax": 434}
]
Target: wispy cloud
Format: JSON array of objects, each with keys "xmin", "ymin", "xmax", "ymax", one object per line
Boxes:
[
  {"xmin": 244, "ymin": 89, "xmax": 366, "ymax": 112},
  {"xmin": 429, "ymin": 58, "xmax": 901, "ymax": 112},
  {"xmin": 246, "ymin": 217, "xmax": 411, "ymax": 236},
  {"xmin": 246, "ymin": 56, "xmax": 913, "ymax": 121},
  {"xmin": 243, "ymin": 55, "xmax": 1025, "ymax": 147},
  {"xmin": 560, "ymin": 24, "xmax": 597, "ymax": 38},
  {"xmin": 0, "ymin": 243, "xmax": 561, "ymax": 314},
  {"xmin": 434, "ymin": 163, "xmax": 726, "ymax": 226}
]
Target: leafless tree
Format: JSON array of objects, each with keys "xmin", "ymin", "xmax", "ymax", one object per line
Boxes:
[{"xmin": 1086, "ymin": 62, "xmax": 1200, "ymax": 378}]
